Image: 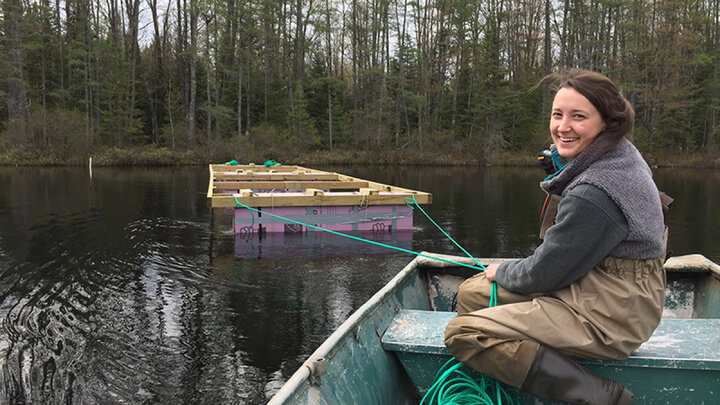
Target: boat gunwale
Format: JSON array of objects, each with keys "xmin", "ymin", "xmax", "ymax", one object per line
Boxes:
[
  {"xmin": 664, "ymin": 254, "xmax": 720, "ymax": 278},
  {"xmin": 267, "ymin": 255, "xmax": 422, "ymax": 404}
]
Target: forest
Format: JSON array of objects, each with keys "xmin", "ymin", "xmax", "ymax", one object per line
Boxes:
[{"xmin": 1, "ymin": 0, "xmax": 720, "ymax": 165}]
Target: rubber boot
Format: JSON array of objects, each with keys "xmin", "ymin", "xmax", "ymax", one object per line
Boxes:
[{"xmin": 520, "ymin": 345, "xmax": 634, "ymax": 405}]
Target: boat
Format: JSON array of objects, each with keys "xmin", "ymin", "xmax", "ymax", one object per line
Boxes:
[{"xmin": 268, "ymin": 253, "xmax": 720, "ymax": 404}]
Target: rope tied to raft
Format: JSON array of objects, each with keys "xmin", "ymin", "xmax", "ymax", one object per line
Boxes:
[
  {"xmin": 232, "ymin": 193, "xmax": 510, "ymax": 404},
  {"xmin": 231, "ymin": 196, "xmax": 486, "ymax": 270},
  {"xmin": 404, "ymin": 195, "xmax": 484, "ymax": 270}
]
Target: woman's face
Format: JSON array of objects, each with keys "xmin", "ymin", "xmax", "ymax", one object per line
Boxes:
[{"xmin": 550, "ymin": 87, "xmax": 606, "ymax": 158}]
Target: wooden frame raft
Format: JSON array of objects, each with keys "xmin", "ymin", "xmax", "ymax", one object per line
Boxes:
[
  {"xmin": 207, "ymin": 164, "xmax": 432, "ymax": 209},
  {"xmin": 208, "ymin": 164, "xmax": 432, "ymax": 234}
]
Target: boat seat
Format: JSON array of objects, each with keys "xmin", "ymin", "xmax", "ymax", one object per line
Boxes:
[{"xmin": 381, "ymin": 309, "xmax": 720, "ymax": 402}]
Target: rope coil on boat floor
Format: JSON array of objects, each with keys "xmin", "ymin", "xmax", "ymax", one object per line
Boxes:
[
  {"xmin": 421, "ymin": 357, "xmax": 514, "ymax": 405},
  {"xmin": 420, "ymin": 280, "xmax": 512, "ymax": 405}
]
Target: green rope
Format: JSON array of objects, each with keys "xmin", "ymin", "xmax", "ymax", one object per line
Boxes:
[
  {"xmin": 404, "ymin": 195, "xmax": 509, "ymax": 404},
  {"xmin": 232, "ymin": 194, "xmax": 510, "ymax": 404},
  {"xmin": 405, "ymin": 195, "xmax": 484, "ymax": 270},
  {"xmin": 408, "ymin": 191, "xmax": 506, "ymax": 404},
  {"xmin": 489, "ymin": 282, "xmax": 498, "ymax": 307},
  {"xmin": 421, "ymin": 279, "xmax": 511, "ymax": 405},
  {"xmin": 420, "ymin": 358, "xmax": 515, "ymax": 405},
  {"xmin": 232, "ymin": 196, "xmax": 485, "ymax": 271},
  {"xmin": 419, "ymin": 265, "xmax": 507, "ymax": 405},
  {"xmin": 263, "ymin": 159, "xmax": 281, "ymax": 167}
]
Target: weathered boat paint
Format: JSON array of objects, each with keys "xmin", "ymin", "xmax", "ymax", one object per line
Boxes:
[{"xmin": 268, "ymin": 253, "xmax": 720, "ymax": 404}]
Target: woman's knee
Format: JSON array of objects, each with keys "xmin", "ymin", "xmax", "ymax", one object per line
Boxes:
[
  {"xmin": 444, "ymin": 315, "xmax": 463, "ymax": 344},
  {"xmin": 444, "ymin": 314, "xmax": 491, "ymax": 347},
  {"xmin": 456, "ymin": 275, "xmax": 491, "ymax": 313},
  {"xmin": 444, "ymin": 315, "xmax": 478, "ymax": 357}
]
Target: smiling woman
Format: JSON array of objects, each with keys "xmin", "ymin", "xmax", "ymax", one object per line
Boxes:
[
  {"xmin": 548, "ymin": 69, "xmax": 636, "ymax": 158},
  {"xmin": 446, "ymin": 69, "xmax": 665, "ymax": 405}
]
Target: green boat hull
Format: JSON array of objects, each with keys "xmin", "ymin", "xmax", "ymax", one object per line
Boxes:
[{"xmin": 269, "ymin": 254, "xmax": 720, "ymax": 404}]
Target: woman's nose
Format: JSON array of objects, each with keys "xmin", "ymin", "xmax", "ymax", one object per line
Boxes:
[{"xmin": 556, "ymin": 118, "xmax": 570, "ymax": 132}]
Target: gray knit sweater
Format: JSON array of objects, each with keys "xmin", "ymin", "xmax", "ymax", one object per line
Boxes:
[{"xmin": 495, "ymin": 136, "xmax": 665, "ymax": 294}]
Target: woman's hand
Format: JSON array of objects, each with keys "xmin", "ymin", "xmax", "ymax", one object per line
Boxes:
[{"xmin": 484, "ymin": 263, "xmax": 500, "ymax": 281}]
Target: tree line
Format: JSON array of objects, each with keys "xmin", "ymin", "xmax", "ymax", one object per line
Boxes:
[{"xmin": 1, "ymin": 0, "xmax": 719, "ymax": 161}]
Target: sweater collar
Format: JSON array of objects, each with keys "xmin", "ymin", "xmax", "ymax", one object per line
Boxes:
[{"xmin": 540, "ymin": 135, "xmax": 622, "ymax": 195}]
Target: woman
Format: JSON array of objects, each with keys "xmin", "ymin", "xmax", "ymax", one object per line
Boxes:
[{"xmin": 444, "ymin": 69, "xmax": 666, "ymax": 405}]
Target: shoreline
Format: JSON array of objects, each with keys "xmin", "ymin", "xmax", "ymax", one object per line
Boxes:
[{"xmin": 1, "ymin": 146, "xmax": 719, "ymax": 169}]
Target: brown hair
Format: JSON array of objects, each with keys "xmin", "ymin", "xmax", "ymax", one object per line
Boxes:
[{"xmin": 546, "ymin": 69, "xmax": 634, "ymax": 144}]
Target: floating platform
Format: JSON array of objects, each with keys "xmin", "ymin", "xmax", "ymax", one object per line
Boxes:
[{"xmin": 207, "ymin": 164, "xmax": 432, "ymax": 234}]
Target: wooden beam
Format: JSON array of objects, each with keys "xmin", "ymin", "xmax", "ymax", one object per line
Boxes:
[
  {"xmin": 212, "ymin": 180, "xmax": 370, "ymax": 190},
  {"xmin": 207, "ymin": 164, "xmax": 215, "ymax": 199},
  {"xmin": 211, "ymin": 192, "xmax": 432, "ymax": 208},
  {"xmin": 213, "ymin": 173, "xmax": 340, "ymax": 181},
  {"xmin": 209, "ymin": 164, "xmax": 303, "ymax": 172},
  {"xmin": 336, "ymin": 173, "xmax": 420, "ymax": 194},
  {"xmin": 359, "ymin": 188, "xmax": 381, "ymax": 195}
]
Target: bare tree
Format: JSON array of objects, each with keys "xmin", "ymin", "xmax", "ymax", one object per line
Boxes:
[{"xmin": 2, "ymin": 0, "xmax": 30, "ymax": 145}]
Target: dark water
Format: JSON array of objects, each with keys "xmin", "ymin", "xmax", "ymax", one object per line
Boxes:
[{"xmin": 0, "ymin": 165, "xmax": 717, "ymax": 404}]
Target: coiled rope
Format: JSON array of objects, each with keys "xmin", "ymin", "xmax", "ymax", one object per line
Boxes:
[
  {"xmin": 420, "ymin": 357, "xmax": 514, "ymax": 405},
  {"xmin": 419, "ymin": 264, "xmax": 510, "ymax": 404}
]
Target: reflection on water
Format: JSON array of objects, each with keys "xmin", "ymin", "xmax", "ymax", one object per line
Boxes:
[
  {"xmin": 233, "ymin": 228, "xmax": 413, "ymax": 259},
  {"xmin": 0, "ymin": 165, "xmax": 718, "ymax": 404}
]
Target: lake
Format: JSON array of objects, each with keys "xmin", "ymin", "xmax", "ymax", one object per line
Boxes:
[{"xmin": 0, "ymin": 165, "xmax": 718, "ymax": 404}]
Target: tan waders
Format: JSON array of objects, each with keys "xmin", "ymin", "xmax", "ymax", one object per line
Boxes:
[{"xmin": 444, "ymin": 256, "xmax": 665, "ymax": 405}]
